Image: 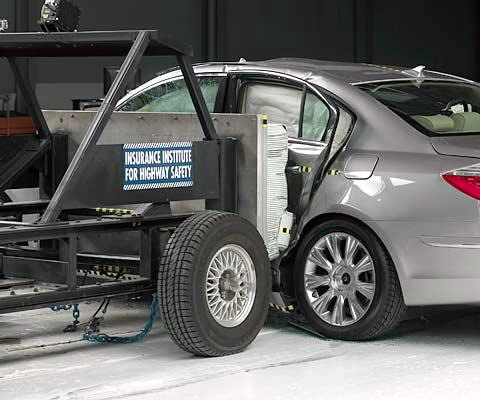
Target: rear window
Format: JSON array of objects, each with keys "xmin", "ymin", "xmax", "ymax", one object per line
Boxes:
[{"xmin": 358, "ymin": 81, "xmax": 480, "ymax": 136}]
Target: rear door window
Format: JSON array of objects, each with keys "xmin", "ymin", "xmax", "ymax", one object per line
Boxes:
[
  {"xmin": 301, "ymin": 90, "xmax": 331, "ymax": 141},
  {"xmin": 240, "ymin": 82, "xmax": 342, "ymax": 146}
]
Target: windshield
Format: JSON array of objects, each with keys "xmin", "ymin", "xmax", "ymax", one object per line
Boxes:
[{"xmin": 358, "ymin": 80, "xmax": 480, "ymax": 136}]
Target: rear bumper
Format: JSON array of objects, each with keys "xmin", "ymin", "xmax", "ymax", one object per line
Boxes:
[{"xmin": 371, "ymin": 220, "xmax": 480, "ymax": 306}]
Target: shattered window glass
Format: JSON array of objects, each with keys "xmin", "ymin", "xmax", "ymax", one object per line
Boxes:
[{"xmin": 119, "ymin": 76, "xmax": 221, "ymax": 112}]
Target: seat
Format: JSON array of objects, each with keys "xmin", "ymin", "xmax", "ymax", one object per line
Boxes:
[
  {"xmin": 412, "ymin": 115, "xmax": 454, "ymax": 133},
  {"xmin": 451, "ymin": 112, "xmax": 480, "ymax": 132}
]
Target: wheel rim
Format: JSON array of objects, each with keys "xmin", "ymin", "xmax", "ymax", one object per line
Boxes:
[
  {"xmin": 304, "ymin": 232, "xmax": 376, "ymax": 327},
  {"xmin": 205, "ymin": 244, "xmax": 257, "ymax": 328}
]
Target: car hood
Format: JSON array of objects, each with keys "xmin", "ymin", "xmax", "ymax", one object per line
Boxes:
[{"xmin": 431, "ymin": 136, "xmax": 480, "ymax": 159}]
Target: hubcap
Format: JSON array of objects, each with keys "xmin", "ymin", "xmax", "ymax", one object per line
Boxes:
[
  {"xmin": 304, "ymin": 232, "xmax": 376, "ymax": 327},
  {"xmin": 205, "ymin": 244, "xmax": 256, "ymax": 327}
]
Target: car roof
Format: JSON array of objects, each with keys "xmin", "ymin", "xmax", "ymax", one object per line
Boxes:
[
  {"xmin": 117, "ymin": 58, "xmax": 475, "ymax": 109},
  {"xmin": 258, "ymin": 58, "xmax": 467, "ymax": 85}
]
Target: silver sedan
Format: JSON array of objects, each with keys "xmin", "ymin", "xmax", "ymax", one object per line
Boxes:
[{"xmin": 118, "ymin": 59, "xmax": 480, "ymax": 340}]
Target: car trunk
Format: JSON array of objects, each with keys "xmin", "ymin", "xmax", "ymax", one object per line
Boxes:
[{"xmin": 431, "ymin": 136, "xmax": 480, "ymax": 158}]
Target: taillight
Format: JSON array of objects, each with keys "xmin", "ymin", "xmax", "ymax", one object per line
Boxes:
[{"xmin": 443, "ymin": 164, "xmax": 480, "ymax": 200}]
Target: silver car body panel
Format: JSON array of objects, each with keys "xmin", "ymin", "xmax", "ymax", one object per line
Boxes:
[
  {"xmin": 118, "ymin": 59, "xmax": 480, "ymax": 306},
  {"xmin": 431, "ymin": 136, "xmax": 480, "ymax": 158}
]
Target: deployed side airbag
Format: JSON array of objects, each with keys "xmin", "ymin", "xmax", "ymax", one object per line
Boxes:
[{"xmin": 243, "ymin": 83, "xmax": 302, "ymax": 137}]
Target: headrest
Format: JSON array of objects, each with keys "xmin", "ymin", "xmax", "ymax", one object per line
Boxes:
[
  {"xmin": 451, "ymin": 112, "xmax": 480, "ymax": 132},
  {"xmin": 412, "ymin": 115, "xmax": 454, "ymax": 132}
]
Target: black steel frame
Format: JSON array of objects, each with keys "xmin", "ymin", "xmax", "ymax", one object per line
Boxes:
[
  {"xmin": 0, "ymin": 30, "xmax": 236, "ymax": 314},
  {"xmin": 0, "ymin": 209, "xmax": 189, "ymax": 314}
]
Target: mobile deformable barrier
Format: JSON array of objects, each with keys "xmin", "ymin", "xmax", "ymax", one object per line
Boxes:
[{"xmin": 0, "ymin": 30, "xmax": 274, "ymax": 356}]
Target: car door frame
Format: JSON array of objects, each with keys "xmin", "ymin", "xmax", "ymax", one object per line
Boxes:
[{"xmin": 223, "ymin": 70, "xmax": 340, "ymax": 218}]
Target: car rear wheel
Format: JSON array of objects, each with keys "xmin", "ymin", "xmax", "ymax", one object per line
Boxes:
[{"xmin": 294, "ymin": 219, "xmax": 405, "ymax": 340}]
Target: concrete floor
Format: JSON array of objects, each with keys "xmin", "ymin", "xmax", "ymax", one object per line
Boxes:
[{"xmin": 1, "ymin": 299, "xmax": 480, "ymax": 400}]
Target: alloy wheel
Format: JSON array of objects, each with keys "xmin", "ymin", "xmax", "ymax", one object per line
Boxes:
[{"xmin": 304, "ymin": 232, "xmax": 375, "ymax": 327}]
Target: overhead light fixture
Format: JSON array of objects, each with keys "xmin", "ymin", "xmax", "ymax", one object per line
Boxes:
[{"xmin": 39, "ymin": 0, "xmax": 81, "ymax": 33}]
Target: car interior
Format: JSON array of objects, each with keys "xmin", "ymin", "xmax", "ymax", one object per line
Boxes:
[
  {"xmin": 413, "ymin": 112, "xmax": 480, "ymax": 133},
  {"xmin": 241, "ymin": 83, "xmax": 303, "ymax": 136},
  {"xmin": 360, "ymin": 81, "xmax": 480, "ymax": 135},
  {"xmin": 240, "ymin": 82, "xmax": 333, "ymax": 142},
  {"xmin": 119, "ymin": 73, "xmax": 355, "ymax": 156}
]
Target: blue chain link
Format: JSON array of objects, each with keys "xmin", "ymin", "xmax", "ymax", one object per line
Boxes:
[
  {"xmin": 72, "ymin": 304, "xmax": 80, "ymax": 324},
  {"xmin": 83, "ymin": 294, "xmax": 158, "ymax": 344},
  {"xmin": 50, "ymin": 304, "xmax": 81, "ymax": 332},
  {"xmin": 50, "ymin": 304, "xmax": 73, "ymax": 312}
]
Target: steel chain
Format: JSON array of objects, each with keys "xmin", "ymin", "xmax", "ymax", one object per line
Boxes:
[
  {"xmin": 50, "ymin": 303, "xmax": 81, "ymax": 332},
  {"xmin": 50, "ymin": 304, "xmax": 73, "ymax": 312},
  {"xmin": 72, "ymin": 304, "xmax": 80, "ymax": 322},
  {"xmin": 83, "ymin": 294, "xmax": 158, "ymax": 344},
  {"xmin": 49, "ymin": 295, "xmax": 158, "ymax": 344}
]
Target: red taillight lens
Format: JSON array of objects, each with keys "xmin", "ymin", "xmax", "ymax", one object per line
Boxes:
[{"xmin": 443, "ymin": 174, "xmax": 480, "ymax": 200}]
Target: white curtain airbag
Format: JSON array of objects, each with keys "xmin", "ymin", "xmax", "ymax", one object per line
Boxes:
[{"xmin": 243, "ymin": 84, "xmax": 302, "ymax": 137}]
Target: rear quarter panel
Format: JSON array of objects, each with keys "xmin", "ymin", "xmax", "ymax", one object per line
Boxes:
[{"xmin": 299, "ymin": 90, "xmax": 480, "ymax": 305}]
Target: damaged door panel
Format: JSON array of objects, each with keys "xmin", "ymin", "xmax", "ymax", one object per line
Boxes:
[{"xmin": 226, "ymin": 71, "xmax": 340, "ymax": 220}]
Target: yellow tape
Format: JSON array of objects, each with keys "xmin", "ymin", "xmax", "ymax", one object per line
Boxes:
[
  {"xmin": 269, "ymin": 303, "xmax": 295, "ymax": 313},
  {"xmin": 78, "ymin": 268, "xmax": 136, "ymax": 281},
  {"xmin": 95, "ymin": 208, "xmax": 132, "ymax": 215},
  {"xmin": 327, "ymin": 169, "xmax": 341, "ymax": 176},
  {"xmin": 300, "ymin": 166, "xmax": 312, "ymax": 173},
  {"xmin": 262, "ymin": 114, "xmax": 268, "ymax": 128},
  {"xmin": 281, "ymin": 227, "xmax": 291, "ymax": 234}
]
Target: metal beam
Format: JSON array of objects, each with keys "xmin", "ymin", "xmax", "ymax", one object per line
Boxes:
[
  {"xmin": 177, "ymin": 54, "xmax": 218, "ymax": 141},
  {"xmin": 14, "ymin": 0, "xmax": 30, "ymax": 114},
  {"xmin": 139, "ymin": 229, "xmax": 152, "ymax": 279},
  {"xmin": 206, "ymin": 138, "xmax": 237, "ymax": 212},
  {"xmin": 0, "ymin": 214, "xmax": 188, "ymax": 245},
  {"xmin": 41, "ymin": 31, "xmax": 151, "ymax": 223},
  {"xmin": 7, "ymin": 57, "xmax": 51, "ymax": 140},
  {"xmin": 59, "ymin": 235, "xmax": 77, "ymax": 290},
  {"xmin": 0, "ymin": 137, "xmax": 51, "ymax": 193},
  {"xmin": 0, "ymin": 200, "xmax": 49, "ymax": 217},
  {"xmin": 3, "ymin": 256, "xmax": 68, "ymax": 284},
  {"xmin": 0, "ymin": 279, "xmax": 152, "ymax": 315}
]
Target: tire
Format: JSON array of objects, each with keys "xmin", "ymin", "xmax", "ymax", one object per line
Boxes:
[
  {"xmin": 294, "ymin": 219, "xmax": 405, "ymax": 340},
  {"xmin": 158, "ymin": 211, "xmax": 271, "ymax": 356},
  {"xmin": 0, "ymin": 192, "xmax": 11, "ymax": 204}
]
